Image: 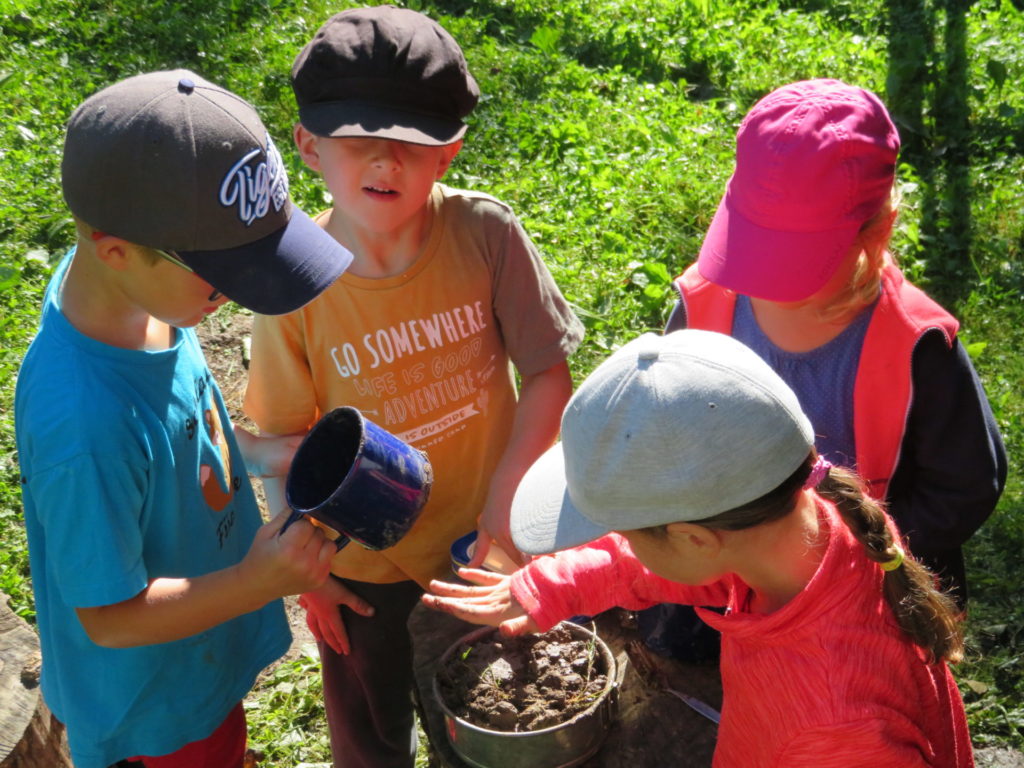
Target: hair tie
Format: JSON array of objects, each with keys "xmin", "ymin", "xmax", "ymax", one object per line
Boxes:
[
  {"xmin": 880, "ymin": 545, "xmax": 905, "ymax": 572},
  {"xmin": 803, "ymin": 457, "xmax": 832, "ymax": 489}
]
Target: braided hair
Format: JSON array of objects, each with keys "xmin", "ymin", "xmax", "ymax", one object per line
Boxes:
[{"xmin": 815, "ymin": 461, "xmax": 963, "ymax": 663}]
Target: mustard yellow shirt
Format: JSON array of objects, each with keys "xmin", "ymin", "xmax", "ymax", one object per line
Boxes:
[{"xmin": 245, "ymin": 184, "xmax": 583, "ymax": 587}]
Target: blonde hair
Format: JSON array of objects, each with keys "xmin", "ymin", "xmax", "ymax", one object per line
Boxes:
[{"xmin": 817, "ymin": 190, "xmax": 898, "ymax": 323}]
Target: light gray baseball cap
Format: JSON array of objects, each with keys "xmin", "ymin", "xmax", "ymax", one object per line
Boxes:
[
  {"xmin": 61, "ymin": 69, "xmax": 352, "ymax": 315},
  {"xmin": 510, "ymin": 330, "xmax": 815, "ymax": 555}
]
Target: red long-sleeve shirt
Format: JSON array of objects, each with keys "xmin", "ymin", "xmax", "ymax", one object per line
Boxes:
[{"xmin": 510, "ymin": 500, "xmax": 973, "ymax": 767}]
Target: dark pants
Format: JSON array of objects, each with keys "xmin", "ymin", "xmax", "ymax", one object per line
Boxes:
[
  {"xmin": 637, "ymin": 603, "xmax": 722, "ymax": 663},
  {"xmin": 320, "ymin": 578, "xmax": 425, "ymax": 768}
]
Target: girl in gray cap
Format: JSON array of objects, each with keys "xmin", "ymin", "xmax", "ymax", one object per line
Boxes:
[{"xmin": 425, "ymin": 329, "xmax": 972, "ymax": 768}]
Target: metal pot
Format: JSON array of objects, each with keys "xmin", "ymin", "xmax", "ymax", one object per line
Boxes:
[{"xmin": 433, "ymin": 622, "xmax": 618, "ymax": 768}]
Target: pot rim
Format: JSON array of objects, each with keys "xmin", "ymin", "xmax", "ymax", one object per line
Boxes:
[{"xmin": 432, "ymin": 620, "xmax": 618, "ymax": 736}]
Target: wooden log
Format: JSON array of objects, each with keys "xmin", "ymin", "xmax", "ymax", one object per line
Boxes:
[{"xmin": 0, "ymin": 594, "xmax": 71, "ymax": 768}]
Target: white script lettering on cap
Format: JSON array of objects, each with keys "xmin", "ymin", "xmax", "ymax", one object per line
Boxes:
[{"xmin": 219, "ymin": 134, "xmax": 289, "ymax": 226}]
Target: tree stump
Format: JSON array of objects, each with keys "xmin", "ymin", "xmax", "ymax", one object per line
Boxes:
[{"xmin": 0, "ymin": 594, "xmax": 71, "ymax": 767}]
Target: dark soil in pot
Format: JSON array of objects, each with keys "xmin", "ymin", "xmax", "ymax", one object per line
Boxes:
[{"xmin": 436, "ymin": 624, "xmax": 610, "ymax": 732}]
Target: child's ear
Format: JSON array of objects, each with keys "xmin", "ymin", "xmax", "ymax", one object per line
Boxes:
[
  {"xmin": 293, "ymin": 123, "xmax": 322, "ymax": 172},
  {"xmin": 664, "ymin": 522, "xmax": 722, "ymax": 560},
  {"xmin": 91, "ymin": 235, "xmax": 133, "ymax": 272},
  {"xmin": 436, "ymin": 139, "xmax": 463, "ymax": 179}
]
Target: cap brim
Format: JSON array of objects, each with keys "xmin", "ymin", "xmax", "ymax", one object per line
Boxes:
[
  {"xmin": 299, "ymin": 101, "xmax": 467, "ymax": 146},
  {"xmin": 696, "ymin": 190, "xmax": 859, "ymax": 303},
  {"xmin": 178, "ymin": 206, "xmax": 353, "ymax": 315},
  {"xmin": 510, "ymin": 444, "xmax": 613, "ymax": 556}
]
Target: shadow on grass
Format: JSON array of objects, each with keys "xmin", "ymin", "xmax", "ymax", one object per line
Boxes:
[
  {"xmin": 885, "ymin": 0, "xmax": 974, "ymax": 303},
  {"xmin": 885, "ymin": 0, "xmax": 1023, "ymax": 308}
]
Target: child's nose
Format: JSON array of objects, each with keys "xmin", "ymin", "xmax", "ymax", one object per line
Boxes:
[{"xmin": 369, "ymin": 140, "xmax": 401, "ymax": 168}]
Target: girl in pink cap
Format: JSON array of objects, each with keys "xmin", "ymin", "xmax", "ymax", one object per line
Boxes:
[{"xmin": 667, "ymin": 78, "xmax": 1006, "ymax": 608}]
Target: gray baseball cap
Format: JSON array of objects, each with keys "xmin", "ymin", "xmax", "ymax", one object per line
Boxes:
[
  {"xmin": 61, "ymin": 69, "xmax": 353, "ymax": 315},
  {"xmin": 291, "ymin": 6, "xmax": 479, "ymax": 145},
  {"xmin": 510, "ymin": 330, "xmax": 815, "ymax": 555}
]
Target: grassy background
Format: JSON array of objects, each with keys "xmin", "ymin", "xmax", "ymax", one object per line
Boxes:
[{"xmin": 1, "ymin": 0, "xmax": 1022, "ymax": 763}]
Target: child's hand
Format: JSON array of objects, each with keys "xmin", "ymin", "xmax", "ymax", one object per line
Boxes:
[
  {"xmin": 298, "ymin": 578, "xmax": 375, "ymax": 655},
  {"xmin": 422, "ymin": 568, "xmax": 538, "ymax": 636},
  {"xmin": 473, "ymin": 501, "xmax": 526, "ymax": 570},
  {"xmin": 234, "ymin": 425, "xmax": 304, "ymax": 478},
  {"xmin": 239, "ymin": 509, "xmax": 336, "ymax": 602}
]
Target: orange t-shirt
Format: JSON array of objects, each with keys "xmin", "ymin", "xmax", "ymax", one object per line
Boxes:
[{"xmin": 245, "ymin": 185, "xmax": 583, "ymax": 587}]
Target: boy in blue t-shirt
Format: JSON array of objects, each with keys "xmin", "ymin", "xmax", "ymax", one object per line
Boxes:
[{"xmin": 14, "ymin": 69, "xmax": 355, "ymax": 768}]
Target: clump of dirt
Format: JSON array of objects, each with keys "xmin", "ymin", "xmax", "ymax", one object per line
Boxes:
[{"xmin": 436, "ymin": 625, "xmax": 609, "ymax": 732}]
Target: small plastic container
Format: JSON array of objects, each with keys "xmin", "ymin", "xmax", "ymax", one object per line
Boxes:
[{"xmin": 449, "ymin": 531, "xmax": 519, "ymax": 576}]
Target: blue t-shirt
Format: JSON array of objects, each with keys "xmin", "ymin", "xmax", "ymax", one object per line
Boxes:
[
  {"xmin": 732, "ymin": 295, "xmax": 875, "ymax": 468},
  {"xmin": 14, "ymin": 250, "xmax": 290, "ymax": 768}
]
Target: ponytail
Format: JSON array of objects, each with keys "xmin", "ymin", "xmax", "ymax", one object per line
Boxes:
[{"xmin": 816, "ymin": 465, "xmax": 964, "ymax": 664}]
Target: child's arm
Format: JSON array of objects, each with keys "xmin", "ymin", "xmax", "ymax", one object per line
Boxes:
[
  {"xmin": 76, "ymin": 509, "xmax": 335, "ymax": 648},
  {"xmin": 510, "ymin": 534, "xmax": 729, "ymax": 629},
  {"xmin": 254, "ymin": 436, "xmax": 377, "ymax": 656},
  {"xmin": 889, "ymin": 335, "xmax": 1007, "ymax": 589},
  {"xmin": 473, "ymin": 360, "xmax": 573, "ymax": 566},
  {"xmin": 232, "ymin": 425, "xmax": 303, "ymax": 480},
  {"xmin": 427, "ymin": 534, "xmax": 731, "ymax": 633}
]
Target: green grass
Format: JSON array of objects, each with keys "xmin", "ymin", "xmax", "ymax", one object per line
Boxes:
[{"xmin": 2, "ymin": 0, "xmax": 1023, "ymax": 761}]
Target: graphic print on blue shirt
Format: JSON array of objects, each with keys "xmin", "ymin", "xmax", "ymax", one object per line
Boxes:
[{"xmin": 191, "ymin": 369, "xmax": 240, "ymax": 545}]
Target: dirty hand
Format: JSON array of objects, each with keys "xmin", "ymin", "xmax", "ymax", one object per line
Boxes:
[
  {"xmin": 239, "ymin": 509, "xmax": 336, "ymax": 602},
  {"xmin": 422, "ymin": 568, "xmax": 538, "ymax": 636},
  {"xmin": 298, "ymin": 578, "xmax": 374, "ymax": 656}
]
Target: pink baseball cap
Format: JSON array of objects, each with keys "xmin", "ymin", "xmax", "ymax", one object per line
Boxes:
[{"xmin": 697, "ymin": 79, "xmax": 900, "ymax": 302}]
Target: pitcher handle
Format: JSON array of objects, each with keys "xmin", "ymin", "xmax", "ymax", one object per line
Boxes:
[{"xmin": 280, "ymin": 509, "xmax": 351, "ymax": 551}]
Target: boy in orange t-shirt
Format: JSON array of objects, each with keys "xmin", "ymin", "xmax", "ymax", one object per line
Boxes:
[{"xmin": 244, "ymin": 8, "xmax": 583, "ymax": 766}]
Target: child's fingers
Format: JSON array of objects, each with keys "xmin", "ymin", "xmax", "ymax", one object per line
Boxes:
[
  {"xmin": 303, "ymin": 607, "xmax": 324, "ymax": 645},
  {"xmin": 499, "ymin": 614, "xmax": 536, "ymax": 637},
  {"xmin": 328, "ymin": 623, "xmax": 350, "ymax": 656},
  {"xmin": 267, "ymin": 509, "xmax": 315, "ymax": 545},
  {"xmin": 419, "ymin": 594, "xmax": 474, "ymax": 620},
  {"xmin": 316, "ymin": 536, "xmax": 339, "ymax": 564},
  {"xmin": 428, "ymin": 577, "xmax": 503, "ymax": 598},
  {"xmin": 467, "ymin": 529, "xmax": 491, "ymax": 568},
  {"xmin": 421, "ymin": 593, "xmax": 465, "ymax": 615},
  {"xmin": 335, "ymin": 584, "xmax": 375, "ymax": 618},
  {"xmin": 427, "ymin": 579, "xmax": 479, "ymax": 597},
  {"xmin": 455, "ymin": 567, "xmax": 510, "ymax": 586},
  {"xmin": 321, "ymin": 612, "xmax": 350, "ymax": 655},
  {"xmin": 257, "ymin": 507, "xmax": 293, "ymax": 538},
  {"xmin": 307, "ymin": 608, "xmax": 345, "ymax": 654},
  {"xmin": 421, "ymin": 594, "xmax": 507, "ymax": 625}
]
